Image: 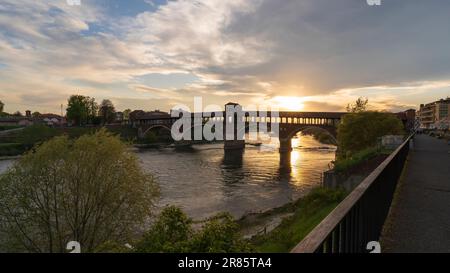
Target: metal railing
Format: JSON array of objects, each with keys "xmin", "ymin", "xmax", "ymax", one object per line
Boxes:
[{"xmin": 291, "ymin": 135, "xmax": 413, "ymax": 253}]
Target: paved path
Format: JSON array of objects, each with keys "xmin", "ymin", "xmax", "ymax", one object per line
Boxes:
[{"xmin": 382, "ymin": 134, "xmax": 450, "ymax": 253}]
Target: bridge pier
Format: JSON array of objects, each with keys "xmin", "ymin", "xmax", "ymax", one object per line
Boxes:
[
  {"xmin": 224, "ymin": 102, "xmax": 245, "ymax": 151},
  {"xmin": 224, "ymin": 140, "xmax": 245, "ymax": 150},
  {"xmin": 279, "ymin": 138, "xmax": 292, "ymax": 153}
]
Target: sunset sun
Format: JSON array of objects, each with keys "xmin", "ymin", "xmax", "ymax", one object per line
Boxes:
[{"xmin": 271, "ymin": 96, "xmax": 305, "ymax": 111}]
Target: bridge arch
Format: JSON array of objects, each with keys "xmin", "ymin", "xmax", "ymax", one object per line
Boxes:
[
  {"xmin": 139, "ymin": 125, "xmax": 172, "ymax": 141},
  {"xmin": 286, "ymin": 126, "xmax": 338, "ymax": 145},
  {"xmin": 279, "ymin": 124, "xmax": 338, "ymax": 152}
]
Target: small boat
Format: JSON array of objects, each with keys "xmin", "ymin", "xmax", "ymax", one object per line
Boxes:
[{"xmin": 247, "ymin": 142, "xmax": 262, "ymax": 147}]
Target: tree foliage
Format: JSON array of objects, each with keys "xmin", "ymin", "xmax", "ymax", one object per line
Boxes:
[
  {"xmin": 337, "ymin": 111, "xmax": 404, "ymax": 157},
  {"xmin": 123, "ymin": 109, "xmax": 131, "ymax": 121},
  {"xmin": 0, "ymin": 100, "xmax": 4, "ymax": 113},
  {"xmin": 189, "ymin": 213, "xmax": 251, "ymax": 253},
  {"xmin": 134, "ymin": 207, "xmax": 250, "ymax": 253},
  {"xmin": 66, "ymin": 95, "xmax": 98, "ymax": 126},
  {"xmin": 17, "ymin": 124, "xmax": 58, "ymax": 149},
  {"xmin": 12, "ymin": 111, "xmax": 22, "ymax": 117},
  {"xmin": 0, "ymin": 129, "xmax": 159, "ymax": 253},
  {"xmin": 134, "ymin": 206, "xmax": 193, "ymax": 253},
  {"xmin": 346, "ymin": 97, "xmax": 369, "ymax": 113},
  {"xmin": 99, "ymin": 99, "xmax": 116, "ymax": 125}
]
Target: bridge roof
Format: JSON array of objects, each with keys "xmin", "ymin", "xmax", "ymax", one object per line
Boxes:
[
  {"xmin": 189, "ymin": 111, "xmax": 346, "ymax": 119},
  {"xmin": 277, "ymin": 111, "xmax": 346, "ymax": 118}
]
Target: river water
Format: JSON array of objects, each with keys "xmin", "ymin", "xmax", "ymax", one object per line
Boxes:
[{"xmin": 0, "ymin": 135, "xmax": 336, "ymax": 220}]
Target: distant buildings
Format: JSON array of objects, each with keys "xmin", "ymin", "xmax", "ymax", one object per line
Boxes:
[
  {"xmin": 115, "ymin": 111, "xmax": 124, "ymax": 123},
  {"xmin": 418, "ymin": 98, "xmax": 450, "ymax": 129},
  {"xmin": 0, "ymin": 116, "xmax": 34, "ymax": 127},
  {"xmin": 0, "ymin": 112, "xmax": 66, "ymax": 127},
  {"xmin": 36, "ymin": 113, "xmax": 67, "ymax": 127},
  {"xmin": 129, "ymin": 110, "xmax": 172, "ymax": 127}
]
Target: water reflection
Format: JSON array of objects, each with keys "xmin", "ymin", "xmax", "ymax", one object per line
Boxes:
[
  {"xmin": 139, "ymin": 136, "xmax": 335, "ymax": 218},
  {"xmin": 0, "ymin": 134, "xmax": 336, "ymax": 220}
]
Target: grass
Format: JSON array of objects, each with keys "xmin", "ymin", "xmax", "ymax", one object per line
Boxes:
[
  {"xmin": 333, "ymin": 146, "xmax": 391, "ymax": 173},
  {"xmin": 0, "ymin": 143, "xmax": 26, "ymax": 157},
  {"xmin": 248, "ymin": 187, "xmax": 347, "ymax": 253},
  {"xmin": 0, "ymin": 125, "xmax": 23, "ymax": 131}
]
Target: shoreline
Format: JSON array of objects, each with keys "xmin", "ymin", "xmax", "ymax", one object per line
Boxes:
[{"xmin": 0, "ymin": 155, "xmax": 21, "ymax": 161}]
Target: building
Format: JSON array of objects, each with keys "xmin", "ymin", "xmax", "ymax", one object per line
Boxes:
[
  {"xmin": 115, "ymin": 111, "xmax": 124, "ymax": 123},
  {"xmin": 35, "ymin": 113, "xmax": 67, "ymax": 127},
  {"xmin": 418, "ymin": 98, "xmax": 450, "ymax": 129},
  {"xmin": 395, "ymin": 109, "xmax": 416, "ymax": 132},
  {"xmin": 129, "ymin": 110, "xmax": 172, "ymax": 127},
  {"xmin": 0, "ymin": 116, "xmax": 34, "ymax": 127}
]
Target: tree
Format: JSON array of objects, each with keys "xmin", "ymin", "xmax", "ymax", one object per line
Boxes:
[
  {"xmin": 337, "ymin": 111, "xmax": 405, "ymax": 157},
  {"xmin": 189, "ymin": 213, "xmax": 251, "ymax": 253},
  {"xmin": 346, "ymin": 97, "xmax": 369, "ymax": 113},
  {"xmin": 18, "ymin": 124, "xmax": 58, "ymax": 149},
  {"xmin": 0, "ymin": 100, "xmax": 4, "ymax": 113},
  {"xmin": 86, "ymin": 97, "xmax": 99, "ymax": 124},
  {"xmin": 123, "ymin": 109, "xmax": 131, "ymax": 121},
  {"xmin": 134, "ymin": 206, "xmax": 193, "ymax": 253},
  {"xmin": 134, "ymin": 207, "xmax": 250, "ymax": 253},
  {"xmin": 66, "ymin": 95, "xmax": 98, "ymax": 126},
  {"xmin": 12, "ymin": 111, "xmax": 22, "ymax": 117},
  {"xmin": 99, "ymin": 99, "xmax": 116, "ymax": 125},
  {"xmin": 32, "ymin": 112, "xmax": 41, "ymax": 118},
  {"xmin": 0, "ymin": 129, "xmax": 159, "ymax": 253}
]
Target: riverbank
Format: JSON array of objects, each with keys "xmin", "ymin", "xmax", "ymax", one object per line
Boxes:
[
  {"xmin": 237, "ymin": 187, "xmax": 347, "ymax": 253},
  {"xmin": 0, "ymin": 155, "xmax": 21, "ymax": 161}
]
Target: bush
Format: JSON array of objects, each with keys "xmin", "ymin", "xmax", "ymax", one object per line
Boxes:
[
  {"xmin": 190, "ymin": 213, "xmax": 251, "ymax": 253},
  {"xmin": 337, "ymin": 111, "xmax": 404, "ymax": 157},
  {"xmin": 134, "ymin": 206, "xmax": 193, "ymax": 253},
  {"xmin": 134, "ymin": 207, "xmax": 251, "ymax": 253},
  {"xmin": 0, "ymin": 129, "xmax": 159, "ymax": 253},
  {"xmin": 250, "ymin": 187, "xmax": 347, "ymax": 252},
  {"xmin": 333, "ymin": 146, "xmax": 381, "ymax": 173},
  {"xmin": 17, "ymin": 124, "xmax": 59, "ymax": 148}
]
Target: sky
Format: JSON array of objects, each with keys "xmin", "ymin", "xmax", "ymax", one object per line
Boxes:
[{"xmin": 1, "ymin": 0, "xmax": 450, "ymax": 114}]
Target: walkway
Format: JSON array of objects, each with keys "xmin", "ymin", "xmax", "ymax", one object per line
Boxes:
[{"xmin": 382, "ymin": 134, "xmax": 450, "ymax": 253}]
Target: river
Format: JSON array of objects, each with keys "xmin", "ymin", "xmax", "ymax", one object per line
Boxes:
[{"xmin": 0, "ymin": 135, "xmax": 336, "ymax": 220}]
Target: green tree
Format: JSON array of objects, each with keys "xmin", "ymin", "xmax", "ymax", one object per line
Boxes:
[
  {"xmin": 99, "ymin": 99, "xmax": 116, "ymax": 125},
  {"xmin": 346, "ymin": 97, "xmax": 369, "ymax": 113},
  {"xmin": 189, "ymin": 213, "xmax": 251, "ymax": 253},
  {"xmin": 123, "ymin": 109, "xmax": 131, "ymax": 121},
  {"xmin": 18, "ymin": 124, "xmax": 58, "ymax": 149},
  {"xmin": 32, "ymin": 112, "xmax": 41, "ymax": 118},
  {"xmin": 134, "ymin": 206, "xmax": 193, "ymax": 253},
  {"xmin": 0, "ymin": 129, "xmax": 159, "ymax": 253},
  {"xmin": 66, "ymin": 95, "xmax": 98, "ymax": 126},
  {"xmin": 134, "ymin": 208, "xmax": 250, "ymax": 253},
  {"xmin": 86, "ymin": 97, "xmax": 99, "ymax": 124},
  {"xmin": 0, "ymin": 100, "xmax": 4, "ymax": 113},
  {"xmin": 337, "ymin": 111, "xmax": 404, "ymax": 157}
]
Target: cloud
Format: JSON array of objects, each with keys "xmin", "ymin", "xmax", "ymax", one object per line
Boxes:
[{"xmin": 1, "ymin": 0, "xmax": 450, "ymax": 113}]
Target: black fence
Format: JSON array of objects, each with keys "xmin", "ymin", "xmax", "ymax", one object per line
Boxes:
[{"xmin": 291, "ymin": 135, "xmax": 412, "ymax": 253}]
